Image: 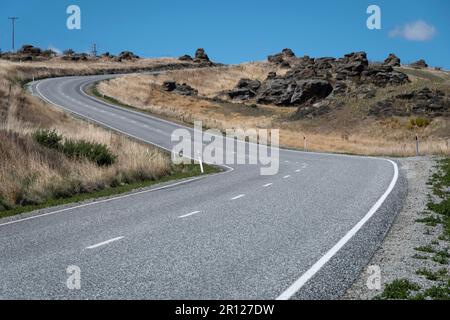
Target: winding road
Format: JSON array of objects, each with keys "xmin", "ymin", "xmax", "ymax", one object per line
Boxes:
[{"xmin": 0, "ymin": 74, "xmax": 405, "ymax": 300}]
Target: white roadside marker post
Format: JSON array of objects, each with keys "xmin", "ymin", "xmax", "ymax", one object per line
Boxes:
[
  {"xmin": 415, "ymin": 135, "xmax": 420, "ymax": 157},
  {"xmin": 197, "ymin": 150, "xmax": 204, "ymax": 174},
  {"xmin": 303, "ymin": 136, "xmax": 307, "ymax": 152}
]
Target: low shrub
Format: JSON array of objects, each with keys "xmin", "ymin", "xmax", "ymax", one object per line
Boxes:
[
  {"xmin": 33, "ymin": 129, "xmax": 62, "ymax": 149},
  {"xmin": 408, "ymin": 117, "xmax": 430, "ymax": 129},
  {"xmin": 61, "ymin": 139, "xmax": 117, "ymax": 166},
  {"xmin": 33, "ymin": 129, "xmax": 116, "ymax": 166}
]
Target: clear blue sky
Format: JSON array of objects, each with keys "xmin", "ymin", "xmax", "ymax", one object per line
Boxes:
[{"xmin": 0, "ymin": 0, "xmax": 449, "ymax": 68}]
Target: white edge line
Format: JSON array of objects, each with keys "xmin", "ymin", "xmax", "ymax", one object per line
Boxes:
[
  {"xmin": 178, "ymin": 211, "xmax": 201, "ymax": 219},
  {"xmin": 276, "ymin": 159, "xmax": 399, "ymax": 300},
  {"xmin": 86, "ymin": 236, "xmax": 124, "ymax": 250}
]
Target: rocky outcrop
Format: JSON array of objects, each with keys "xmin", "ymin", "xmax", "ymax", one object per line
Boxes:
[
  {"xmin": 176, "ymin": 48, "xmax": 216, "ymax": 66},
  {"xmin": 369, "ymin": 87, "xmax": 449, "ymax": 117},
  {"xmin": 18, "ymin": 45, "xmax": 42, "ymax": 56},
  {"xmin": 361, "ymin": 64, "xmax": 409, "ymax": 87},
  {"xmin": 335, "ymin": 52, "xmax": 369, "ymax": 80},
  {"xmin": 179, "ymin": 54, "xmax": 193, "ymax": 61},
  {"xmin": 193, "ymin": 48, "xmax": 213, "ymax": 66},
  {"xmin": 410, "ymin": 59, "xmax": 428, "ymax": 69},
  {"xmin": 268, "ymin": 48, "xmax": 296, "ymax": 66},
  {"xmin": 227, "ymin": 78, "xmax": 261, "ymax": 100},
  {"xmin": 62, "ymin": 53, "xmax": 89, "ymax": 62},
  {"xmin": 227, "ymin": 50, "xmax": 409, "ymax": 110},
  {"xmin": 115, "ymin": 51, "xmax": 139, "ymax": 62},
  {"xmin": 162, "ymin": 81, "xmax": 198, "ymax": 96},
  {"xmin": 0, "ymin": 45, "xmax": 54, "ymax": 61},
  {"xmin": 256, "ymin": 79, "xmax": 333, "ymax": 106},
  {"xmin": 384, "ymin": 53, "xmax": 401, "ymax": 67}
]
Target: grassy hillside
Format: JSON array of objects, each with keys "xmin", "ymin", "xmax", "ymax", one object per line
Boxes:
[{"xmin": 96, "ymin": 63, "xmax": 450, "ymax": 156}]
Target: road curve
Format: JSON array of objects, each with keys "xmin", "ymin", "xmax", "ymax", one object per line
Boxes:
[{"xmin": 0, "ymin": 74, "xmax": 406, "ymax": 300}]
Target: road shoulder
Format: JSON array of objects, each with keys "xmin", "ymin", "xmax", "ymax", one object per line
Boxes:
[{"xmin": 344, "ymin": 156, "xmax": 449, "ymax": 300}]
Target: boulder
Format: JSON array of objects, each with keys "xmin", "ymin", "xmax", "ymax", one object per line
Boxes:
[
  {"xmin": 162, "ymin": 81, "xmax": 198, "ymax": 96},
  {"xmin": 236, "ymin": 78, "xmax": 261, "ymax": 91},
  {"xmin": 295, "ymin": 100, "xmax": 332, "ymax": 119},
  {"xmin": 162, "ymin": 80, "xmax": 177, "ymax": 92},
  {"xmin": 179, "ymin": 54, "xmax": 193, "ymax": 61},
  {"xmin": 281, "ymin": 48, "xmax": 296, "ymax": 57},
  {"xmin": 257, "ymin": 78, "xmax": 333, "ymax": 106},
  {"xmin": 369, "ymin": 87, "xmax": 449, "ymax": 117},
  {"xmin": 410, "ymin": 59, "xmax": 428, "ymax": 69},
  {"xmin": 268, "ymin": 48, "xmax": 296, "ymax": 65},
  {"xmin": 361, "ymin": 65, "xmax": 409, "ymax": 87},
  {"xmin": 192, "ymin": 48, "xmax": 214, "ymax": 66},
  {"xmin": 18, "ymin": 45, "xmax": 41, "ymax": 56},
  {"xmin": 384, "ymin": 53, "xmax": 401, "ymax": 67},
  {"xmin": 266, "ymin": 72, "xmax": 277, "ymax": 80},
  {"xmin": 335, "ymin": 52, "xmax": 369, "ymax": 80},
  {"xmin": 116, "ymin": 51, "xmax": 139, "ymax": 61},
  {"xmin": 227, "ymin": 78, "xmax": 261, "ymax": 100}
]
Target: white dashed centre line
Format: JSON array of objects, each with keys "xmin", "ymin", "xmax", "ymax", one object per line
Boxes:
[
  {"xmin": 86, "ymin": 236, "xmax": 124, "ymax": 250},
  {"xmin": 263, "ymin": 183, "xmax": 273, "ymax": 187},
  {"xmin": 231, "ymin": 194, "xmax": 246, "ymax": 200},
  {"xmin": 295, "ymin": 169, "xmax": 301, "ymax": 173},
  {"xmin": 283, "ymin": 175, "xmax": 291, "ymax": 179},
  {"xmin": 179, "ymin": 211, "xmax": 201, "ymax": 219}
]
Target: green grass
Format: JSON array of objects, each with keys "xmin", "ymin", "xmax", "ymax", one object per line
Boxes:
[
  {"xmin": 421, "ymin": 282, "xmax": 450, "ymax": 300},
  {"xmin": 414, "ymin": 245, "xmax": 436, "ymax": 254},
  {"xmin": 424, "ymin": 158, "xmax": 450, "ymax": 239},
  {"xmin": 416, "ymin": 215, "xmax": 442, "ymax": 227},
  {"xmin": 432, "ymin": 249, "xmax": 450, "ymax": 265},
  {"xmin": 0, "ymin": 163, "xmax": 220, "ymax": 220},
  {"xmin": 412, "ymin": 254, "xmax": 428, "ymax": 260},
  {"xmin": 416, "ymin": 268, "xmax": 448, "ymax": 281},
  {"xmin": 376, "ymin": 279, "xmax": 421, "ymax": 300}
]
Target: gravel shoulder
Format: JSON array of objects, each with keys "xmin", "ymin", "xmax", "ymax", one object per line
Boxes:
[{"xmin": 344, "ymin": 156, "xmax": 449, "ymax": 300}]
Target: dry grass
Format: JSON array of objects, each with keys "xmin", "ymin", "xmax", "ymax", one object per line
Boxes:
[
  {"xmin": 97, "ymin": 63, "xmax": 450, "ymax": 157},
  {"xmin": 0, "ymin": 59, "xmax": 180, "ymax": 211},
  {"xmin": 143, "ymin": 62, "xmax": 285, "ymax": 97}
]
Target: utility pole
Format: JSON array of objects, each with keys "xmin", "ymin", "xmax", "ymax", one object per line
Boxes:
[
  {"xmin": 8, "ymin": 17, "xmax": 19, "ymax": 52},
  {"xmin": 91, "ymin": 43, "xmax": 97, "ymax": 57}
]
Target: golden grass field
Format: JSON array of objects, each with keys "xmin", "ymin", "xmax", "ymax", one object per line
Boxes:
[
  {"xmin": 0, "ymin": 58, "xmax": 183, "ymax": 211},
  {"xmin": 97, "ymin": 63, "xmax": 450, "ymax": 156}
]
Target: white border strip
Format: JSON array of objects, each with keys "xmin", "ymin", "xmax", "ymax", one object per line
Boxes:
[
  {"xmin": 86, "ymin": 236, "xmax": 124, "ymax": 249},
  {"xmin": 276, "ymin": 159, "xmax": 399, "ymax": 300}
]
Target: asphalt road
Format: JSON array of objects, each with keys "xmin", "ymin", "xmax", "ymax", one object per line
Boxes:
[{"xmin": 0, "ymin": 74, "xmax": 406, "ymax": 300}]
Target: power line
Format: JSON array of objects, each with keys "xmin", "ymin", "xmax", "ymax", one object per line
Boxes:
[{"xmin": 8, "ymin": 17, "xmax": 19, "ymax": 52}]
